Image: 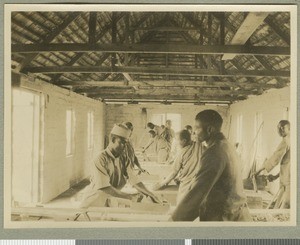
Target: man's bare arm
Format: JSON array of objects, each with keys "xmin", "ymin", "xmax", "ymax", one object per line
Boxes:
[{"xmin": 100, "ymin": 186, "xmax": 137, "ymax": 200}]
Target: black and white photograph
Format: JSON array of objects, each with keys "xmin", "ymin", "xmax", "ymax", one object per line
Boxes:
[{"xmin": 4, "ymin": 4, "xmax": 297, "ymax": 228}]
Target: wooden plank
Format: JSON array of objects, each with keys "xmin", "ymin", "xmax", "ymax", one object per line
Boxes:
[
  {"xmin": 23, "ymin": 65, "xmax": 290, "ymax": 78},
  {"xmin": 89, "ymin": 212, "xmax": 170, "ymax": 222},
  {"xmin": 12, "ymin": 43, "xmax": 290, "ymax": 57},
  {"xmin": 222, "ymin": 12, "xmax": 269, "ymax": 60},
  {"xmin": 11, "ymin": 206, "xmax": 171, "ymax": 222},
  {"xmin": 249, "ymin": 209, "xmax": 290, "ymax": 215}
]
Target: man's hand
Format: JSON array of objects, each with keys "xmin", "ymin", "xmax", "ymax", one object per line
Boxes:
[
  {"xmin": 130, "ymin": 193, "xmax": 144, "ymax": 202},
  {"xmin": 267, "ymin": 174, "xmax": 279, "ymax": 182},
  {"xmin": 148, "ymin": 194, "xmax": 163, "ymax": 204},
  {"xmin": 251, "ymin": 167, "xmax": 265, "ymax": 178},
  {"xmin": 138, "ymin": 168, "xmax": 150, "ymax": 175},
  {"xmin": 152, "ymin": 182, "xmax": 163, "ymax": 191}
]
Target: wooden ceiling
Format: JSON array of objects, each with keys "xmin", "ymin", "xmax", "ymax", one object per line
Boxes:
[{"xmin": 11, "ymin": 11, "xmax": 290, "ymax": 104}]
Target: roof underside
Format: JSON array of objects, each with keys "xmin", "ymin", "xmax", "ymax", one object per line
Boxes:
[{"xmin": 11, "ymin": 11, "xmax": 290, "ymax": 104}]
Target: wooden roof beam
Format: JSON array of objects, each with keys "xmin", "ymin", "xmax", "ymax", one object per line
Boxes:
[
  {"xmin": 254, "ymin": 55, "xmax": 288, "ymax": 86},
  {"xmin": 12, "ymin": 43, "xmax": 290, "ymax": 57},
  {"xmin": 54, "ymin": 80, "xmax": 280, "ymax": 90},
  {"xmin": 19, "ymin": 12, "xmax": 81, "ymax": 71},
  {"xmin": 77, "ymin": 87, "xmax": 252, "ymax": 95},
  {"xmin": 50, "ymin": 13, "xmax": 126, "ymax": 82},
  {"xmin": 88, "ymin": 12, "xmax": 97, "ymax": 44},
  {"xmin": 88, "ymin": 94, "xmax": 245, "ymax": 102},
  {"xmin": 23, "ymin": 65, "xmax": 290, "ymax": 78},
  {"xmin": 222, "ymin": 12, "xmax": 269, "ymax": 60},
  {"xmin": 264, "ymin": 16, "xmax": 290, "ymax": 45},
  {"xmin": 180, "ymin": 13, "xmax": 208, "ymax": 38}
]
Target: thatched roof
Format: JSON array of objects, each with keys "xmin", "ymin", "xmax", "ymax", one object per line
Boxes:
[{"xmin": 11, "ymin": 11, "xmax": 290, "ymax": 104}]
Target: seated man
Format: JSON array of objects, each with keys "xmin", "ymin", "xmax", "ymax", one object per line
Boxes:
[
  {"xmin": 77, "ymin": 124, "xmax": 161, "ymax": 208},
  {"xmin": 153, "ymin": 130, "xmax": 202, "ymax": 203},
  {"xmin": 143, "ymin": 130, "xmax": 171, "ymax": 164}
]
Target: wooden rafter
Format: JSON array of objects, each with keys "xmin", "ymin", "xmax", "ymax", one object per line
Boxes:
[
  {"xmin": 50, "ymin": 12, "xmax": 126, "ymax": 82},
  {"xmin": 212, "ymin": 13, "xmax": 290, "ymax": 83},
  {"xmin": 264, "ymin": 15, "xmax": 290, "ymax": 45},
  {"xmin": 19, "ymin": 12, "xmax": 81, "ymax": 71},
  {"xmin": 222, "ymin": 12, "xmax": 269, "ymax": 60},
  {"xmin": 88, "ymin": 12, "xmax": 97, "ymax": 44}
]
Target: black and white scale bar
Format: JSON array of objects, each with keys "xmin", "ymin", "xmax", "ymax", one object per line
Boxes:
[
  {"xmin": 76, "ymin": 240, "xmax": 184, "ymax": 245},
  {"xmin": 192, "ymin": 239, "xmax": 300, "ymax": 245}
]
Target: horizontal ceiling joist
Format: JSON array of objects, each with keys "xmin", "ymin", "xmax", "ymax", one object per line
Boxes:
[
  {"xmin": 24, "ymin": 66, "xmax": 290, "ymax": 78},
  {"xmin": 55, "ymin": 80, "xmax": 285, "ymax": 90},
  {"xmin": 12, "ymin": 43, "xmax": 290, "ymax": 56},
  {"xmin": 76, "ymin": 89, "xmax": 255, "ymax": 97},
  {"xmin": 89, "ymin": 94, "xmax": 246, "ymax": 102},
  {"xmin": 103, "ymin": 99, "xmax": 232, "ymax": 105}
]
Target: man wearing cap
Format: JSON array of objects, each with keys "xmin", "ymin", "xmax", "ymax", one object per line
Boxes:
[{"xmin": 77, "ymin": 124, "xmax": 161, "ymax": 208}]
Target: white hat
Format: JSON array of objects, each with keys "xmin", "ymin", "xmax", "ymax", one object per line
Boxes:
[{"xmin": 110, "ymin": 124, "xmax": 131, "ymax": 139}]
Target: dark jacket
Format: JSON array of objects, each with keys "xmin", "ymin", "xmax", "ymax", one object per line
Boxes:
[{"xmin": 171, "ymin": 133, "xmax": 251, "ymax": 221}]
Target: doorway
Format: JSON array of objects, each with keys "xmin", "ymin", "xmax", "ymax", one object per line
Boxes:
[{"xmin": 12, "ymin": 88, "xmax": 41, "ymax": 205}]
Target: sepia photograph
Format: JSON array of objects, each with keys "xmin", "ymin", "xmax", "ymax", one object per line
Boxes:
[{"xmin": 4, "ymin": 4, "xmax": 297, "ymax": 228}]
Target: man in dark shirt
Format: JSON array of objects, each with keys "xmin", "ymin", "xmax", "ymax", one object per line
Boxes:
[{"xmin": 171, "ymin": 110, "xmax": 251, "ymax": 221}]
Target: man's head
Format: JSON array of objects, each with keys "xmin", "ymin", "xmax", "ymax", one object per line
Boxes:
[
  {"xmin": 109, "ymin": 124, "xmax": 130, "ymax": 156},
  {"xmin": 123, "ymin": 121, "xmax": 133, "ymax": 137},
  {"xmin": 148, "ymin": 130, "xmax": 157, "ymax": 138},
  {"xmin": 184, "ymin": 125, "xmax": 193, "ymax": 135},
  {"xmin": 166, "ymin": 120, "xmax": 172, "ymax": 128},
  {"xmin": 277, "ymin": 120, "xmax": 290, "ymax": 137},
  {"xmin": 147, "ymin": 122, "xmax": 155, "ymax": 129},
  {"xmin": 178, "ymin": 129, "xmax": 192, "ymax": 148},
  {"xmin": 194, "ymin": 110, "xmax": 223, "ymax": 143}
]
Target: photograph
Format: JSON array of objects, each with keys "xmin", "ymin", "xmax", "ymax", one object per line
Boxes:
[{"xmin": 4, "ymin": 4, "xmax": 297, "ymax": 228}]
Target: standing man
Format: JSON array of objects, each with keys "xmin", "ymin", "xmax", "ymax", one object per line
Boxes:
[
  {"xmin": 171, "ymin": 110, "xmax": 251, "ymax": 221},
  {"xmin": 143, "ymin": 130, "xmax": 171, "ymax": 164},
  {"xmin": 122, "ymin": 121, "xmax": 148, "ymax": 174},
  {"xmin": 255, "ymin": 120, "xmax": 290, "ymax": 209},
  {"xmin": 78, "ymin": 124, "xmax": 161, "ymax": 208},
  {"xmin": 147, "ymin": 122, "xmax": 163, "ymax": 136},
  {"xmin": 153, "ymin": 129, "xmax": 202, "ymax": 203},
  {"xmin": 161, "ymin": 120, "xmax": 175, "ymax": 144}
]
